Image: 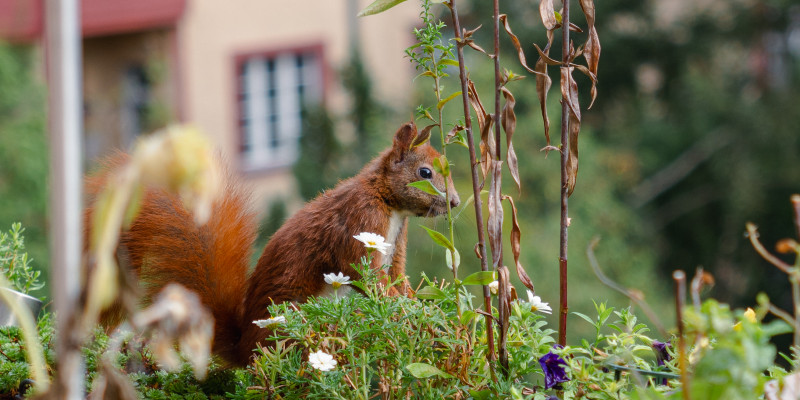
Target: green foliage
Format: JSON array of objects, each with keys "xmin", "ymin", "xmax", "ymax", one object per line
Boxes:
[
  {"xmin": 341, "ymin": 50, "xmax": 388, "ymax": 167},
  {"xmin": 252, "ymin": 198, "xmax": 288, "ymax": 265},
  {"xmin": 0, "ymin": 44, "xmax": 48, "ymax": 297},
  {"xmin": 0, "ymin": 312, "xmax": 55, "ymax": 396},
  {"xmin": 245, "ymin": 257, "xmax": 682, "ymax": 399},
  {"xmin": 0, "ymin": 223, "xmax": 44, "ymax": 295},
  {"xmin": 293, "ymin": 105, "xmax": 342, "ymax": 201}
]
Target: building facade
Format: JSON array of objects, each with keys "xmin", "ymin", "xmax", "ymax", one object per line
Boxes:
[{"xmin": 1, "ymin": 0, "xmax": 419, "ymax": 208}]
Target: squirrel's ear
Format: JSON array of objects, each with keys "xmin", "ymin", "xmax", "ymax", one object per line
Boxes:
[{"xmin": 390, "ymin": 122, "xmax": 417, "ymax": 162}]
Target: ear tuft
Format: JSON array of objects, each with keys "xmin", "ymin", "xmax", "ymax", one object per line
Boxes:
[
  {"xmin": 391, "ymin": 122, "xmax": 417, "ymax": 162},
  {"xmin": 410, "ymin": 124, "xmax": 434, "ymax": 149}
]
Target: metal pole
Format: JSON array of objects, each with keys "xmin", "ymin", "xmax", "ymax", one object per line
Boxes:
[{"xmin": 46, "ymin": 0, "xmax": 84, "ymax": 397}]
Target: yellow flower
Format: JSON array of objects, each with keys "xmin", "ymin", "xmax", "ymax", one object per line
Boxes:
[{"xmin": 733, "ymin": 307, "xmax": 757, "ymax": 331}]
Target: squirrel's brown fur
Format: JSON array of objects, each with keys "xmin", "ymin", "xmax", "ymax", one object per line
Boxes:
[{"xmin": 86, "ymin": 122, "xmax": 459, "ymax": 365}]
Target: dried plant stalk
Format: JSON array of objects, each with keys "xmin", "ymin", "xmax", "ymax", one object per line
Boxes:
[{"xmin": 447, "ymin": 0, "xmax": 496, "ymax": 367}]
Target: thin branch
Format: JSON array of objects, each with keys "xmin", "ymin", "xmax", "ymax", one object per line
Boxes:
[
  {"xmin": 630, "ymin": 131, "xmax": 731, "ymax": 208},
  {"xmin": 491, "ymin": 0, "xmax": 509, "ymax": 375},
  {"xmin": 792, "ymin": 194, "xmax": 800, "ymax": 240},
  {"xmin": 557, "ymin": 0, "xmax": 571, "ymax": 349},
  {"xmin": 746, "ymin": 223, "xmax": 793, "ymax": 274},
  {"xmin": 447, "ymin": 0, "xmax": 496, "ymax": 368},
  {"xmin": 652, "ymin": 187, "xmax": 721, "ymax": 231},
  {"xmin": 673, "ymin": 270, "xmax": 690, "ymax": 399},
  {"xmin": 767, "ymin": 302, "xmax": 796, "ymax": 326},
  {"xmin": 587, "ymin": 237, "xmax": 667, "ymax": 336}
]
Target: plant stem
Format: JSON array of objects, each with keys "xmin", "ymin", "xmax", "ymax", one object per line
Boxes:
[
  {"xmin": 673, "ymin": 270, "xmax": 690, "ymax": 400},
  {"xmin": 792, "ymin": 194, "xmax": 800, "ymax": 242},
  {"xmin": 492, "ymin": 0, "xmax": 509, "ymax": 375},
  {"xmin": 447, "ymin": 0, "xmax": 495, "ymax": 365},
  {"xmin": 557, "ymin": 0, "xmax": 571, "ymax": 349},
  {"xmin": 792, "ymin": 273, "xmax": 800, "ymax": 353},
  {"xmin": 431, "ymin": 42, "xmax": 462, "ymax": 320}
]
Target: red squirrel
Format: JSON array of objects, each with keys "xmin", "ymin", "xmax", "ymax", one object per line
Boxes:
[{"xmin": 86, "ymin": 122, "xmax": 459, "ymax": 366}]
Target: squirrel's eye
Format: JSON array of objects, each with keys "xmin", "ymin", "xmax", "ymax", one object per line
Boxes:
[{"xmin": 418, "ymin": 167, "xmax": 433, "ymax": 180}]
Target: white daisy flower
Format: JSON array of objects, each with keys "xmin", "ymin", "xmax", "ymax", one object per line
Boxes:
[
  {"xmin": 526, "ymin": 290, "xmax": 553, "ymax": 314},
  {"xmin": 353, "ymin": 232, "xmax": 392, "ymax": 255},
  {"xmin": 252, "ymin": 316, "xmax": 286, "ymax": 329},
  {"xmin": 323, "ymin": 272, "xmax": 352, "ymax": 289},
  {"xmin": 488, "ymin": 280, "xmax": 499, "ymax": 296},
  {"xmin": 308, "ymin": 350, "xmax": 337, "ymax": 371}
]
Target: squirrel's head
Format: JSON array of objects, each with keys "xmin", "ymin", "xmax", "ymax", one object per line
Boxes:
[{"xmin": 383, "ymin": 122, "xmax": 460, "ymax": 217}]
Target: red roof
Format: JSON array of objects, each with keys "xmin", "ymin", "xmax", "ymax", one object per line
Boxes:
[{"xmin": 0, "ymin": 0, "xmax": 186, "ymax": 42}]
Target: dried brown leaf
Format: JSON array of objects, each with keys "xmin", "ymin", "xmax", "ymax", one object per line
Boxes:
[
  {"xmin": 503, "ymin": 195, "xmax": 534, "ymax": 292},
  {"xmin": 535, "ymin": 49, "xmax": 553, "ymax": 153},
  {"xmin": 445, "ymin": 124, "xmax": 464, "ymax": 143},
  {"xmin": 497, "ymin": 265, "xmax": 511, "ymax": 355},
  {"xmin": 568, "ymin": 22, "xmax": 583, "ymax": 33},
  {"xmin": 584, "ymin": 29, "xmax": 601, "ymax": 108},
  {"xmin": 580, "ymin": 0, "xmax": 596, "ymax": 26},
  {"xmin": 580, "ymin": 0, "xmax": 601, "ymax": 108},
  {"xmin": 533, "ymin": 43, "xmax": 562, "ymax": 66},
  {"xmin": 560, "ymin": 66, "xmax": 582, "ymax": 196},
  {"xmin": 499, "ymin": 14, "xmax": 536, "ymax": 74},
  {"xmin": 412, "ymin": 124, "xmax": 436, "ymax": 148},
  {"xmin": 539, "ymin": 0, "xmax": 558, "ymax": 31},
  {"xmin": 468, "ymin": 80, "xmax": 494, "ymax": 178},
  {"xmin": 465, "ymin": 40, "xmax": 489, "ymax": 55},
  {"xmin": 463, "ymin": 24, "xmax": 482, "ymax": 39},
  {"xmin": 480, "ymin": 116, "xmax": 495, "ymax": 178},
  {"xmin": 487, "ymin": 160, "xmax": 504, "ymax": 269},
  {"xmin": 500, "ymin": 87, "xmax": 520, "ymax": 193}
]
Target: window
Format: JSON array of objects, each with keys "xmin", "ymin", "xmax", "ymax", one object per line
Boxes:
[
  {"xmin": 236, "ymin": 47, "xmax": 323, "ymax": 171},
  {"xmin": 120, "ymin": 65, "xmax": 151, "ymax": 146}
]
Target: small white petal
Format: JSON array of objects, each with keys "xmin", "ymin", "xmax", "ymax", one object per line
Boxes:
[
  {"xmin": 488, "ymin": 281, "xmax": 499, "ymax": 296},
  {"xmin": 253, "ymin": 316, "xmax": 286, "ymax": 328},
  {"xmin": 309, "ymin": 350, "xmax": 337, "ymax": 371},
  {"xmin": 323, "ymin": 272, "xmax": 351, "ymax": 286}
]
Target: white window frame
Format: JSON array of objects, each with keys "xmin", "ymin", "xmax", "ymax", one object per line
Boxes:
[{"xmin": 235, "ymin": 44, "xmax": 324, "ymax": 172}]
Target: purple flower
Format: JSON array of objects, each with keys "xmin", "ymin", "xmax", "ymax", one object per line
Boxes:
[
  {"xmin": 652, "ymin": 340, "xmax": 671, "ymax": 366},
  {"xmin": 538, "ymin": 351, "xmax": 570, "ymax": 390},
  {"xmin": 652, "ymin": 340, "xmax": 672, "ymax": 386}
]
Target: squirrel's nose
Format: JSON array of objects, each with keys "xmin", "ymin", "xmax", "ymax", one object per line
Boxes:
[{"xmin": 449, "ymin": 192, "xmax": 460, "ymax": 208}]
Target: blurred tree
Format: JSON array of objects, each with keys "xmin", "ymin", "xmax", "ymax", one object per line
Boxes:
[
  {"xmin": 341, "ymin": 49, "xmax": 388, "ymax": 168},
  {"xmin": 455, "ymin": 0, "xmax": 800, "ymax": 316},
  {"xmin": 292, "ymin": 104, "xmax": 341, "ymax": 201},
  {"xmin": 251, "ymin": 198, "xmax": 287, "ymax": 266},
  {"xmin": 0, "ymin": 43, "xmax": 49, "ymax": 297}
]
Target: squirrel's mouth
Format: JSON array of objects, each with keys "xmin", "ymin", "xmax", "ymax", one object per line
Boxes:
[{"xmin": 421, "ymin": 201, "xmax": 449, "ymax": 217}]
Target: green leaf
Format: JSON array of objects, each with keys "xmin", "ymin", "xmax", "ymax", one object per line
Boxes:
[
  {"xmin": 349, "ymin": 281, "xmax": 368, "ymax": 293},
  {"xmin": 461, "ymin": 271, "xmax": 496, "ymax": 286},
  {"xmin": 469, "ymin": 389, "xmax": 493, "ymax": 400},
  {"xmin": 357, "ymin": 0, "xmax": 408, "ymax": 17},
  {"xmin": 407, "ymin": 180, "xmax": 444, "ymax": 197},
  {"xmin": 438, "ymin": 155, "xmax": 450, "ymax": 176},
  {"xmin": 572, "ymin": 312, "xmax": 596, "ymax": 327},
  {"xmin": 460, "ymin": 310, "xmax": 477, "ymax": 325},
  {"xmin": 432, "ymin": 155, "xmax": 450, "ymax": 177},
  {"xmin": 415, "ymin": 286, "xmax": 447, "ymax": 300},
  {"xmin": 406, "ymin": 362, "xmax": 452, "ymax": 379},
  {"xmin": 420, "ymin": 226, "xmax": 453, "ymax": 251},
  {"xmin": 437, "ymin": 91, "xmax": 462, "ymax": 110},
  {"xmin": 440, "ymin": 59, "xmax": 460, "ymax": 67}
]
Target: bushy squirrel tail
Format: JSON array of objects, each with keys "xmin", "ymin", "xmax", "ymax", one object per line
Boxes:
[{"xmin": 86, "ymin": 153, "xmax": 258, "ymax": 365}]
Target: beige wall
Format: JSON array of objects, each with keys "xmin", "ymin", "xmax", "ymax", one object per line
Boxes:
[
  {"xmin": 83, "ymin": 29, "xmax": 179, "ymax": 165},
  {"xmin": 176, "ymin": 0, "xmax": 419, "ymax": 211}
]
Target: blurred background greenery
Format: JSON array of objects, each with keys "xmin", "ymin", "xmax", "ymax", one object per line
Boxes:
[{"xmin": 1, "ymin": 0, "xmax": 799, "ymax": 346}]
